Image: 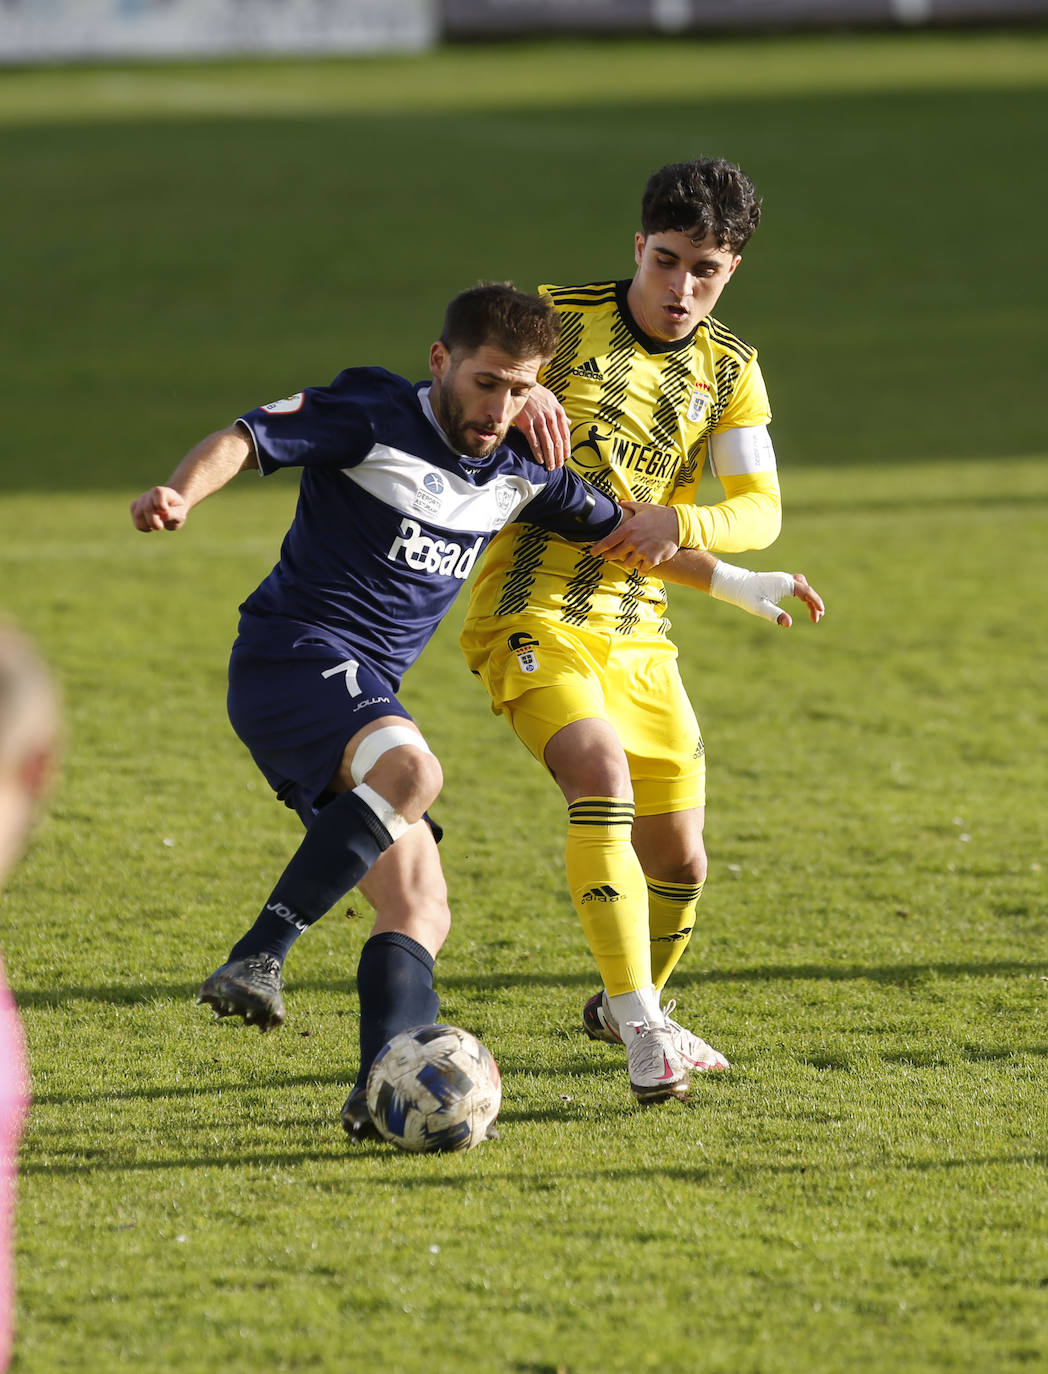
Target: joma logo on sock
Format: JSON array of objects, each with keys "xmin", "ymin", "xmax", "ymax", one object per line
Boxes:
[
  {"xmin": 580, "ymin": 885, "xmax": 623, "ymax": 904},
  {"xmin": 266, "ymin": 900, "xmax": 309, "ymax": 932}
]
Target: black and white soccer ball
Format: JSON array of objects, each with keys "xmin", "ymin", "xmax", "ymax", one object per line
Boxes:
[{"xmin": 365, "ymin": 1023, "xmax": 502, "ymax": 1153}]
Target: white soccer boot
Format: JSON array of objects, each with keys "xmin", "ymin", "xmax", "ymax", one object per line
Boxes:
[
  {"xmin": 660, "ymin": 998, "xmax": 730, "ymax": 1072},
  {"xmin": 584, "ymin": 990, "xmax": 729, "ymax": 1071},
  {"xmin": 622, "ymin": 1018, "xmax": 691, "ymax": 1103}
]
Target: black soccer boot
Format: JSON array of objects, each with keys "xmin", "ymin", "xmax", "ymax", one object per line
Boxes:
[
  {"xmin": 196, "ymin": 953, "xmax": 286, "ymax": 1032},
  {"xmin": 340, "ymin": 1086, "xmax": 380, "ymax": 1143}
]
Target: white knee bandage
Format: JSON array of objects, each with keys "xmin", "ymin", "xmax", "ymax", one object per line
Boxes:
[
  {"xmin": 350, "ymin": 725, "xmax": 433, "ymax": 786},
  {"xmin": 353, "ymin": 782, "xmax": 413, "ymax": 844}
]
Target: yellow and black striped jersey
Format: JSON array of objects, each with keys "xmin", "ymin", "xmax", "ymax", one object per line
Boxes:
[{"xmin": 463, "ymin": 279, "xmax": 775, "ymax": 637}]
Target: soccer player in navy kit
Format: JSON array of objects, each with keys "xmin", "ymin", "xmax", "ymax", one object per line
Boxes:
[
  {"xmin": 131, "ymin": 284, "xmax": 646, "ymax": 1137},
  {"xmin": 131, "ymin": 282, "xmax": 818, "ymax": 1136}
]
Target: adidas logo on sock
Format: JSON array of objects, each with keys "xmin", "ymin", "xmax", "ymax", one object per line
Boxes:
[
  {"xmin": 570, "ymin": 358, "xmax": 604, "ymax": 381},
  {"xmin": 580, "ymin": 885, "xmax": 623, "ymax": 904}
]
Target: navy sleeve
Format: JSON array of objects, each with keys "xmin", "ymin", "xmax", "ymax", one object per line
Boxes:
[
  {"xmin": 515, "ymin": 465, "xmax": 621, "ymax": 542},
  {"xmin": 238, "ymin": 367, "xmax": 394, "ymax": 474}
]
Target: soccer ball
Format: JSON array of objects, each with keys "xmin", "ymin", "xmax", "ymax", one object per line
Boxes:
[{"xmin": 366, "ymin": 1023, "xmax": 502, "ymax": 1154}]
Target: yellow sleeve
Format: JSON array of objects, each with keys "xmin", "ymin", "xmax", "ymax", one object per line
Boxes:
[
  {"xmin": 717, "ymin": 353, "xmax": 771, "ymax": 431},
  {"xmin": 673, "ymin": 468, "xmax": 782, "ymax": 553}
]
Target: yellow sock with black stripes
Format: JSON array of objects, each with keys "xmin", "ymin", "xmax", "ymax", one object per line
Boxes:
[
  {"xmin": 564, "ymin": 797, "xmax": 651, "ymax": 996},
  {"xmin": 647, "ymin": 877, "xmax": 704, "ymax": 993}
]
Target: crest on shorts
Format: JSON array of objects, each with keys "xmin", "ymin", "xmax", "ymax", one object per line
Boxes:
[{"xmin": 508, "ymin": 630, "xmax": 539, "ymax": 674}]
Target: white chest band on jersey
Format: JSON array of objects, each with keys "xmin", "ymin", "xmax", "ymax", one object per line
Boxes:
[
  {"xmin": 708, "ymin": 424, "xmax": 777, "ymax": 477},
  {"xmin": 350, "ymin": 725, "xmax": 434, "ymax": 786}
]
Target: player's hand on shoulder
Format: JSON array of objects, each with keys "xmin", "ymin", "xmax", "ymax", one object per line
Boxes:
[
  {"xmin": 131, "ymin": 486, "xmax": 189, "ymax": 532},
  {"xmin": 590, "ymin": 500, "xmax": 680, "ymax": 572},
  {"xmin": 514, "ymin": 384, "xmax": 569, "ymax": 470}
]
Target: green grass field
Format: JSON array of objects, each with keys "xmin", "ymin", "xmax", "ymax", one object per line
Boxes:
[{"xmin": 2, "ymin": 29, "xmax": 1047, "ymax": 1374}]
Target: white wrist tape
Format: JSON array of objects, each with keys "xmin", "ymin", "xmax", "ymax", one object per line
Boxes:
[
  {"xmin": 350, "ymin": 725, "xmax": 433, "ymax": 785},
  {"xmin": 710, "ymin": 562, "xmax": 794, "ymax": 623}
]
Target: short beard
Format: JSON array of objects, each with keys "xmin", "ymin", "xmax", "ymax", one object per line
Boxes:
[{"xmin": 434, "ymin": 384, "xmax": 497, "ymax": 458}]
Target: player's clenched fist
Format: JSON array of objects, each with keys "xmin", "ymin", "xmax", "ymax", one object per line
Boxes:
[{"xmin": 131, "ymin": 486, "xmax": 189, "ymax": 532}]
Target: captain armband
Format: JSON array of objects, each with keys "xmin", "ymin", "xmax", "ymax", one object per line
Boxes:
[{"xmin": 708, "ymin": 424, "xmax": 777, "ymax": 478}]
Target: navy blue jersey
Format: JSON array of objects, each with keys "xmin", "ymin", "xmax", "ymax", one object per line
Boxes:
[{"xmin": 236, "ymin": 367, "xmax": 620, "ymax": 686}]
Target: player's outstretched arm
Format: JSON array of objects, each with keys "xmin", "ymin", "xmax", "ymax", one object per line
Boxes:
[
  {"xmin": 130, "ymin": 425, "xmax": 258, "ymax": 532},
  {"xmin": 658, "ymin": 549, "xmax": 825, "ymax": 628}
]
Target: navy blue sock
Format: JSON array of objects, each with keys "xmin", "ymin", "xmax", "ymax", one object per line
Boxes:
[
  {"xmin": 228, "ymin": 790, "xmax": 393, "ymax": 965},
  {"xmin": 353, "ymin": 932, "xmax": 440, "ymax": 1093}
]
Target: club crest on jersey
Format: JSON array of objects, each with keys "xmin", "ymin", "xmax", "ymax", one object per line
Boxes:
[
  {"xmin": 386, "ymin": 518, "xmax": 483, "ymax": 579},
  {"xmin": 686, "ymin": 389, "xmax": 710, "ymax": 423},
  {"xmin": 508, "ymin": 630, "xmax": 539, "ymax": 674},
  {"xmin": 261, "ymin": 392, "xmax": 305, "ymax": 414}
]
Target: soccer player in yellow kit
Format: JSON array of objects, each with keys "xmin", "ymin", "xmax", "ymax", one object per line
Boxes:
[{"xmin": 460, "ymin": 158, "xmax": 824, "ymax": 1103}]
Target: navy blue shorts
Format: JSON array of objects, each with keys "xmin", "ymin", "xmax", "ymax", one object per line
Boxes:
[{"xmin": 227, "ymin": 615, "xmax": 413, "ymax": 824}]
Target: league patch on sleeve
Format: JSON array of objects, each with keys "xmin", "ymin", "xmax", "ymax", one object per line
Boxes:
[{"xmin": 261, "ymin": 393, "xmax": 305, "ymax": 414}]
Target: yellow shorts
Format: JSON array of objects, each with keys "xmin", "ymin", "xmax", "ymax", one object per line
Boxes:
[{"xmin": 460, "ymin": 616, "xmax": 705, "ymax": 816}]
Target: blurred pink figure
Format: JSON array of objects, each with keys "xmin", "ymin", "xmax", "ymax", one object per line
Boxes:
[
  {"xmin": 0, "ymin": 970, "xmax": 26, "ymax": 1373},
  {"xmin": 0, "ymin": 624, "xmax": 59, "ymax": 1371}
]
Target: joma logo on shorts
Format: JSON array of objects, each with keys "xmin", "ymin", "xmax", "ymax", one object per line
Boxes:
[{"xmin": 386, "ymin": 518, "xmax": 483, "ymax": 578}]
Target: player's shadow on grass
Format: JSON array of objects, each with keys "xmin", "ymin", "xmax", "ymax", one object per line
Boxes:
[
  {"xmin": 433, "ymin": 958, "xmax": 1046, "ymax": 992},
  {"xmin": 664, "ymin": 959, "xmax": 1047, "ymax": 989},
  {"xmin": 24, "ymin": 1141, "xmax": 1048, "ymax": 1180},
  {"xmin": 20, "ymin": 1145, "xmax": 354, "ymax": 1176},
  {"xmin": 13, "ymin": 957, "xmax": 1046, "ymax": 1007},
  {"xmin": 30, "ymin": 1070, "xmax": 352, "ymax": 1107},
  {"xmin": 13, "ymin": 980, "xmax": 220, "ymax": 1008}
]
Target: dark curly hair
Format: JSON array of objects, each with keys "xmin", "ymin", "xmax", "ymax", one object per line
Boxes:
[{"xmin": 640, "ymin": 158, "xmax": 762, "ymax": 253}]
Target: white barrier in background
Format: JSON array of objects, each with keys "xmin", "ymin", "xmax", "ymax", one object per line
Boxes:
[
  {"xmin": 0, "ymin": 0, "xmax": 437, "ymax": 63},
  {"xmin": 2, "ymin": 0, "xmax": 1042, "ymax": 64},
  {"xmin": 440, "ymin": 0, "xmax": 1048, "ymax": 30}
]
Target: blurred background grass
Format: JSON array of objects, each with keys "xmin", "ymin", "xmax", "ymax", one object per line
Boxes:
[{"xmin": 3, "ymin": 30, "xmax": 1046, "ymax": 496}]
